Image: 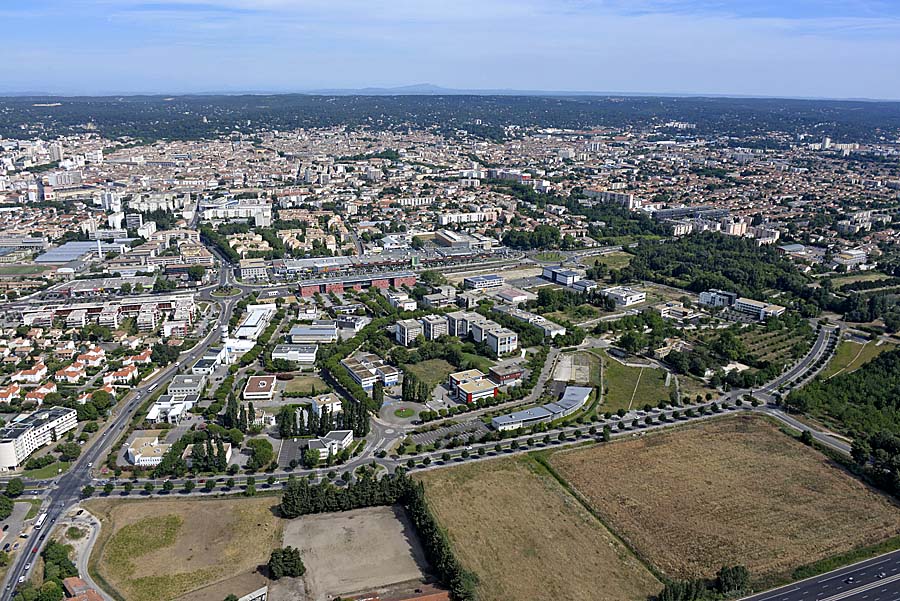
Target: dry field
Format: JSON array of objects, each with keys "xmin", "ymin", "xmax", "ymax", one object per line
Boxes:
[
  {"xmin": 417, "ymin": 457, "xmax": 659, "ymax": 601},
  {"xmin": 281, "ymin": 505, "xmax": 431, "ymax": 601},
  {"xmin": 87, "ymin": 497, "xmax": 282, "ymax": 601},
  {"xmin": 550, "ymin": 415, "xmax": 900, "ymax": 582}
]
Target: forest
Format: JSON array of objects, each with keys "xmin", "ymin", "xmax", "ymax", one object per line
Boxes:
[
  {"xmin": 785, "ymin": 348, "xmax": 900, "ymax": 437},
  {"xmin": 2, "ymin": 94, "xmax": 899, "ymax": 143},
  {"xmin": 620, "ymin": 233, "xmax": 809, "ymax": 301}
]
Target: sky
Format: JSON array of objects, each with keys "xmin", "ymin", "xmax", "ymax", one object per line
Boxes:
[{"xmin": 1, "ymin": 0, "xmax": 900, "ymax": 99}]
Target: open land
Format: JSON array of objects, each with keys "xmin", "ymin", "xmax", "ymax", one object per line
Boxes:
[
  {"xmin": 403, "ymin": 358, "xmax": 456, "ymax": 390},
  {"xmin": 599, "ymin": 352, "xmax": 671, "ymax": 412},
  {"xmin": 284, "ymin": 375, "xmax": 329, "ymax": 395},
  {"xmin": 280, "ymin": 505, "xmax": 431, "ymax": 601},
  {"xmin": 86, "ymin": 497, "xmax": 282, "ymax": 601},
  {"xmin": 549, "ymin": 415, "xmax": 900, "ymax": 584},
  {"xmin": 821, "ymin": 340, "xmax": 895, "ymax": 379},
  {"xmin": 580, "ymin": 251, "xmax": 633, "ymax": 270},
  {"xmin": 417, "ymin": 457, "xmax": 660, "ymax": 601}
]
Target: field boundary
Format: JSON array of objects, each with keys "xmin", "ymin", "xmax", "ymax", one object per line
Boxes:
[{"xmin": 526, "ymin": 451, "xmax": 666, "ymax": 583}]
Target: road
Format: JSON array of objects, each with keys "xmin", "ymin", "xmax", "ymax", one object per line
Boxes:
[
  {"xmin": 0, "ymin": 259, "xmax": 239, "ymax": 599},
  {"xmin": 0, "ymin": 265, "xmax": 861, "ymax": 600},
  {"xmin": 741, "ymin": 549, "xmax": 900, "ymax": 601}
]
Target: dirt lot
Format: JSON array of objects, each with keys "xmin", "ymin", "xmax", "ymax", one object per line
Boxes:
[
  {"xmin": 281, "ymin": 505, "xmax": 431, "ymax": 601},
  {"xmin": 87, "ymin": 497, "xmax": 282, "ymax": 601},
  {"xmin": 550, "ymin": 415, "xmax": 900, "ymax": 582},
  {"xmin": 417, "ymin": 457, "xmax": 659, "ymax": 601}
]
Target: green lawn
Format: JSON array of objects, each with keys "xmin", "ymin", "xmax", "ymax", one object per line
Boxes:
[
  {"xmin": 394, "ymin": 408, "xmax": 415, "ymax": 418},
  {"xmin": 403, "ymin": 358, "xmax": 457, "ymax": 390},
  {"xmin": 821, "ymin": 341, "xmax": 895, "ymax": 379},
  {"xmin": 284, "ymin": 375, "xmax": 329, "ymax": 395},
  {"xmin": 460, "ymin": 353, "xmax": 495, "ymax": 373},
  {"xmin": 599, "ymin": 352, "xmax": 672, "ymax": 412},
  {"xmin": 0, "ymin": 265, "xmax": 48, "ymax": 275},
  {"xmin": 22, "ymin": 499, "xmax": 42, "ymax": 520},
  {"xmin": 23, "ymin": 461, "xmax": 70, "ymax": 480},
  {"xmin": 580, "ymin": 251, "xmax": 633, "ymax": 270},
  {"xmin": 534, "ymin": 251, "xmax": 566, "ymax": 262},
  {"xmin": 831, "ymin": 272, "xmax": 891, "ymax": 288}
]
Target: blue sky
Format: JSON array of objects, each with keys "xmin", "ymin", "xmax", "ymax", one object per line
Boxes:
[{"xmin": 1, "ymin": 0, "xmax": 899, "ymax": 98}]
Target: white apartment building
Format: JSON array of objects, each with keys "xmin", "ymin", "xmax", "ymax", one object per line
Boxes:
[
  {"xmin": 0, "ymin": 408, "xmax": 78, "ymax": 470},
  {"xmin": 421, "ymin": 314, "xmax": 449, "ymax": 341},
  {"xmin": 486, "ymin": 328, "xmax": 518, "ymax": 356},
  {"xmin": 395, "ymin": 319, "xmax": 424, "ymax": 346}
]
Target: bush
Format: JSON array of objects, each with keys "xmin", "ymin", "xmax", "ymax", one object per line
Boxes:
[{"xmin": 268, "ymin": 546, "xmax": 306, "ymax": 579}]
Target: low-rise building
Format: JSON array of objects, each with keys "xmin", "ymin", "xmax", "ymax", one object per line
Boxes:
[
  {"xmin": 341, "ymin": 353, "xmax": 399, "ymax": 392},
  {"xmin": 733, "ymin": 297, "xmax": 786, "ymax": 320},
  {"xmin": 491, "ymin": 386, "xmax": 591, "ymax": 431},
  {"xmin": 125, "ymin": 436, "xmax": 171, "ymax": 467},
  {"xmin": 271, "ymin": 344, "xmax": 318, "ymax": 365},
  {"xmin": 288, "ymin": 321, "xmax": 338, "ymax": 344},
  {"xmin": 601, "ymin": 286, "xmax": 646, "ymax": 307},
  {"xmin": 168, "ymin": 374, "xmax": 206, "ymax": 397},
  {"xmin": 463, "ymin": 274, "xmax": 504, "ymax": 290},
  {"xmin": 243, "ymin": 375, "xmax": 277, "ymax": 401},
  {"xmin": 307, "ymin": 430, "xmax": 354, "ymax": 460}
]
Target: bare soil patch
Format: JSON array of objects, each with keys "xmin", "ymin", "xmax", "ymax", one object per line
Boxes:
[{"xmin": 281, "ymin": 505, "xmax": 432, "ymax": 601}]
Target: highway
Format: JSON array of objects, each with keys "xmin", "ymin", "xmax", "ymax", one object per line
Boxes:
[
  {"xmin": 741, "ymin": 549, "xmax": 900, "ymax": 601},
  {"xmin": 0, "ymin": 265, "xmax": 872, "ymax": 600}
]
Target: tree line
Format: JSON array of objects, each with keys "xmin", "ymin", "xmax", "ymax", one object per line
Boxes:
[{"xmin": 280, "ymin": 472, "xmax": 478, "ymax": 600}]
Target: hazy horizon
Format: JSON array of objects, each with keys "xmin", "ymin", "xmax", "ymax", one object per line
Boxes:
[{"xmin": 2, "ymin": 0, "xmax": 900, "ymax": 99}]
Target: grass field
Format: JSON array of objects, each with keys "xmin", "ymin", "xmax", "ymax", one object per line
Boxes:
[
  {"xmin": 87, "ymin": 497, "xmax": 282, "ymax": 601},
  {"xmin": 600, "ymin": 353, "xmax": 672, "ymax": 412},
  {"xmin": 417, "ymin": 457, "xmax": 659, "ymax": 601},
  {"xmin": 460, "ymin": 352, "xmax": 494, "ymax": 373},
  {"xmin": 534, "ymin": 251, "xmax": 565, "ymax": 262},
  {"xmin": 23, "ymin": 461, "xmax": 70, "ymax": 480},
  {"xmin": 831, "ymin": 272, "xmax": 891, "ymax": 288},
  {"xmin": 821, "ymin": 341, "xmax": 895, "ymax": 379},
  {"xmin": 394, "ymin": 408, "xmax": 415, "ymax": 418},
  {"xmin": 581, "ymin": 251, "xmax": 633, "ymax": 270},
  {"xmin": 550, "ymin": 415, "xmax": 900, "ymax": 584},
  {"xmin": 284, "ymin": 375, "xmax": 329, "ymax": 395},
  {"xmin": 0, "ymin": 265, "xmax": 48, "ymax": 275},
  {"xmin": 403, "ymin": 358, "xmax": 456, "ymax": 390}
]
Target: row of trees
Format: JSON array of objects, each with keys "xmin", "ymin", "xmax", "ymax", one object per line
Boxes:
[
  {"xmin": 657, "ymin": 565, "xmax": 750, "ymax": 601},
  {"xmin": 279, "ymin": 473, "xmax": 477, "ymax": 600}
]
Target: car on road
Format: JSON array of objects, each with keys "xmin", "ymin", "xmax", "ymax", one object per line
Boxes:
[
  {"xmin": 17, "ymin": 576, "xmax": 24, "ymax": 584},
  {"xmin": 844, "ymin": 577, "xmax": 855, "ymax": 584},
  {"xmin": 877, "ymin": 572, "xmax": 886, "ymax": 579},
  {"xmin": 87, "ymin": 462, "xmax": 93, "ymax": 468},
  {"xmin": 24, "ymin": 563, "xmax": 30, "ymax": 570},
  {"xmin": 2, "ymin": 524, "xmax": 8, "ymax": 531}
]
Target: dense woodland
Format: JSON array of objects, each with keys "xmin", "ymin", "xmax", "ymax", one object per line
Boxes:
[
  {"xmin": 2, "ymin": 94, "xmax": 898, "ymax": 143},
  {"xmin": 785, "ymin": 348, "xmax": 900, "ymax": 436}
]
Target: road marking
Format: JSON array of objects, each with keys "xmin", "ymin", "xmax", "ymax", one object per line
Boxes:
[{"xmin": 816, "ymin": 573, "xmax": 900, "ymax": 601}]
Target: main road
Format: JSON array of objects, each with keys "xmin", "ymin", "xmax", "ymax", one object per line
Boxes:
[
  {"xmin": 1, "ymin": 261, "xmax": 240, "ymax": 598},
  {"xmin": 741, "ymin": 549, "xmax": 900, "ymax": 601}
]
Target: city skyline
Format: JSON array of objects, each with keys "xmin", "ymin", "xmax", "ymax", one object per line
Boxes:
[{"xmin": 2, "ymin": 0, "xmax": 900, "ymax": 99}]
